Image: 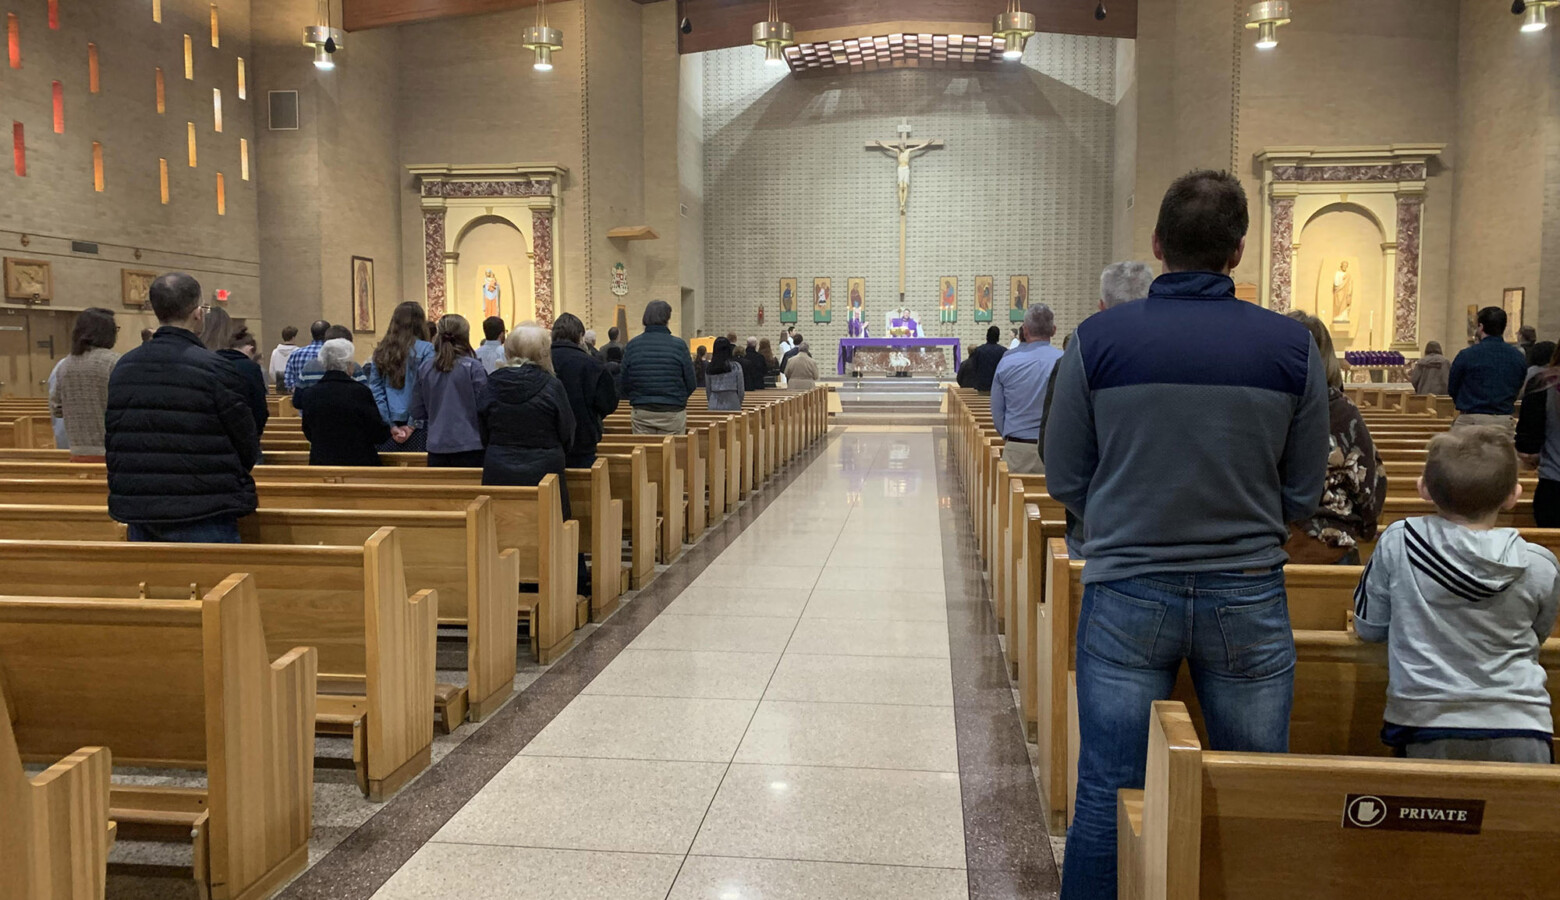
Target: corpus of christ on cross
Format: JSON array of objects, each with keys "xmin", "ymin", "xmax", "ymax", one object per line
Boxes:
[{"xmin": 867, "ymin": 119, "xmax": 944, "ymax": 300}]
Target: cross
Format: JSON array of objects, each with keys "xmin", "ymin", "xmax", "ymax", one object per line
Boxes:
[{"xmin": 867, "ymin": 120, "xmax": 944, "ymax": 299}]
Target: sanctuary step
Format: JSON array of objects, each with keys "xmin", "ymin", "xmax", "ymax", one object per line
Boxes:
[{"xmin": 827, "ymin": 376, "xmax": 946, "ymax": 425}]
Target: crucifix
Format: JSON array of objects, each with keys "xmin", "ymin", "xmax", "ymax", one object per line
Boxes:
[{"xmin": 867, "ymin": 119, "xmax": 944, "ymax": 299}]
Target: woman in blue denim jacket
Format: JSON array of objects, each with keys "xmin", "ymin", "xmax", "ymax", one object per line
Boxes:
[{"xmin": 365, "ymin": 301, "xmax": 436, "ymax": 453}]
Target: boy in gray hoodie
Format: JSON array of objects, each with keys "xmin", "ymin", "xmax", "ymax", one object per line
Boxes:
[{"xmin": 1354, "ymin": 426, "xmax": 1560, "ymax": 762}]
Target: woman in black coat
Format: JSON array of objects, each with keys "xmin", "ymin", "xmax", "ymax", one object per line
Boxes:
[
  {"xmin": 549, "ymin": 313, "xmax": 620, "ymax": 468},
  {"xmin": 296, "ymin": 339, "xmax": 390, "ymax": 466},
  {"xmin": 479, "ymin": 325, "xmax": 577, "ymax": 517},
  {"xmin": 202, "ymin": 308, "xmax": 269, "ymax": 437}
]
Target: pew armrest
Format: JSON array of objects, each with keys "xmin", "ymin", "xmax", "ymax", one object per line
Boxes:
[{"xmin": 1117, "ymin": 789, "xmax": 1146, "ymax": 900}]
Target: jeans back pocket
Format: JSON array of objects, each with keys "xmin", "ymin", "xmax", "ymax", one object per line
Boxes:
[
  {"xmin": 1212, "ymin": 591, "xmax": 1296, "ymax": 679},
  {"xmin": 1082, "ymin": 584, "xmax": 1172, "ymax": 669}
]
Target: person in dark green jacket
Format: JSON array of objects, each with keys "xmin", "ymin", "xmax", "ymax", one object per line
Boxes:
[{"xmin": 620, "ymin": 299, "xmax": 697, "ymax": 434}]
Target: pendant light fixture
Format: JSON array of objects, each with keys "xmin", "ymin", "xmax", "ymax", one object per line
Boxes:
[
  {"xmin": 302, "ymin": 0, "xmax": 343, "ymax": 70},
  {"xmin": 1514, "ymin": 0, "xmax": 1558, "ymax": 32},
  {"xmin": 1244, "ymin": 1, "xmax": 1291, "ymax": 50},
  {"xmin": 752, "ymin": 0, "xmax": 795, "ymax": 68},
  {"xmin": 993, "ymin": 0, "xmax": 1036, "ymax": 61},
  {"xmin": 523, "ymin": 0, "xmax": 564, "ymax": 71}
]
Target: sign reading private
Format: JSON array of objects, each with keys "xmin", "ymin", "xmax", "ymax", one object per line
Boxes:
[{"xmin": 1342, "ymin": 794, "xmax": 1485, "ymax": 835}]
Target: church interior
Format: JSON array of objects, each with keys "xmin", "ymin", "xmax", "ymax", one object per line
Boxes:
[{"xmin": 3, "ymin": 0, "xmax": 1560, "ymax": 898}]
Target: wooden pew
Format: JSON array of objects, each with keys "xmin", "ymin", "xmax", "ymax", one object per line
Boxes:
[
  {"xmin": 1118, "ymin": 700, "xmax": 1560, "ymax": 900},
  {"xmin": 0, "ymin": 474, "xmax": 579, "ymax": 665},
  {"xmin": 0, "ymin": 529, "xmax": 433, "ymax": 802},
  {"xmin": 1, "ymin": 691, "xmax": 114, "ymax": 900},
  {"xmin": 599, "ymin": 435, "xmax": 684, "ymax": 562},
  {"xmin": 596, "ymin": 448, "xmax": 660, "ymax": 589},
  {"xmin": 0, "ymin": 499, "xmax": 517, "ymax": 728},
  {"xmin": 600, "ymin": 427, "xmax": 719, "ymax": 542},
  {"xmin": 0, "ymin": 574, "xmax": 317, "ymax": 900}
]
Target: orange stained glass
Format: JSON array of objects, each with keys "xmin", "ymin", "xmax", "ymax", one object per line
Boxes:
[
  {"xmin": 183, "ymin": 34, "xmax": 192, "ymax": 79},
  {"xmin": 159, "ymin": 158, "xmax": 169, "ymax": 203},
  {"xmin": 52, "ymin": 81, "xmax": 63, "ymax": 133},
  {"xmin": 48, "ymin": 0, "xmax": 58, "ymax": 30},
  {"xmin": 236, "ymin": 57, "xmax": 245, "ymax": 99},
  {"xmin": 187, "ymin": 122, "xmax": 196, "ymax": 166},
  {"xmin": 215, "ymin": 172, "xmax": 225, "ymax": 215},
  {"xmin": 92, "ymin": 141, "xmax": 103, "ymax": 191},
  {"xmin": 12, "ymin": 123, "xmax": 24, "ymax": 176},
  {"xmin": 87, "ymin": 43, "xmax": 99, "ymax": 93},
  {"xmin": 213, "ymin": 88, "xmax": 222, "ymax": 132},
  {"xmin": 239, "ymin": 138, "xmax": 248, "ymax": 180},
  {"xmin": 8, "ymin": 14, "xmax": 20, "ymax": 69},
  {"xmin": 155, "ymin": 67, "xmax": 165, "ymax": 113},
  {"xmin": 152, "ymin": 0, "xmax": 161, "ymax": 23},
  {"xmin": 210, "ymin": 5, "xmax": 219, "ymax": 47}
]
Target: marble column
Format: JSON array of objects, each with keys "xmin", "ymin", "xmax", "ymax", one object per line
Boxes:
[
  {"xmin": 1394, "ymin": 195, "xmax": 1423, "ymax": 346},
  {"xmin": 423, "ymin": 210, "xmax": 447, "ymax": 318},
  {"xmin": 532, "ymin": 209, "xmax": 555, "ymax": 328},
  {"xmin": 1269, "ymin": 197, "xmax": 1295, "ymax": 312}
]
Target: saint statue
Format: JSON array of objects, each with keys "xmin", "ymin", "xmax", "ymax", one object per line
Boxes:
[
  {"xmin": 1332, "ymin": 260, "xmax": 1353, "ymax": 324},
  {"xmin": 483, "ymin": 269, "xmax": 501, "ymax": 319}
]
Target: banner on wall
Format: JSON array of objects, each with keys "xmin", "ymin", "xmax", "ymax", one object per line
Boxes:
[
  {"xmin": 813, "ymin": 278, "xmax": 832, "ymax": 324},
  {"xmin": 1010, "ymin": 275, "xmax": 1029, "ymax": 322},
  {"xmin": 779, "ymin": 278, "xmax": 798, "ymax": 324},
  {"xmin": 974, "ymin": 276, "xmax": 994, "ymax": 322},
  {"xmin": 847, "ymin": 277, "xmax": 865, "ymax": 337},
  {"xmin": 939, "ymin": 276, "xmax": 957, "ymax": 323}
]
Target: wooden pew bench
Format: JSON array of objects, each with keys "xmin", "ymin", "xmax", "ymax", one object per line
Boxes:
[
  {"xmin": 0, "ymin": 529, "xmax": 433, "ymax": 802},
  {"xmin": 0, "ymin": 574, "xmax": 317, "ymax": 900},
  {"xmin": 1119, "ymin": 700, "xmax": 1560, "ymax": 900}
]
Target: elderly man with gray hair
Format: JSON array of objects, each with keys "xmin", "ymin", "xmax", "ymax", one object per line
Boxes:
[
  {"xmin": 1100, "ymin": 260, "xmax": 1155, "ymax": 310},
  {"xmin": 991, "ymin": 302, "xmax": 1063, "ymax": 475},
  {"xmin": 295, "ymin": 338, "xmax": 391, "ymax": 466}
]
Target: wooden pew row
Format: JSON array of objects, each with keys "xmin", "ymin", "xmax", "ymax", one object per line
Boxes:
[
  {"xmin": 0, "ymin": 499, "xmax": 518, "ymax": 730},
  {"xmin": 601, "ymin": 436, "xmax": 684, "ymax": 564},
  {"xmin": 0, "ymin": 574, "xmax": 317, "ymax": 900},
  {"xmin": 0, "ymin": 473, "xmax": 579, "ymax": 666},
  {"xmin": 1035, "ymin": 538, "xmax": 1560, "ymax": 832},
  {"xmin": 0, "ymin": 525, "xmax": 434, "ymax": 802},
  {"xmin": 1117, "ymin": 700, "xmax": 1560, "ymax": 900}
]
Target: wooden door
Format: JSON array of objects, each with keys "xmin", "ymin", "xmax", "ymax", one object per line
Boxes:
[
  {"xmin": 25, "ymin": 310, "xmax": 74, "ymax": 399},
  {"xmin": 0, "ymin": 307, "xmax": 30, "ymax": 398}
]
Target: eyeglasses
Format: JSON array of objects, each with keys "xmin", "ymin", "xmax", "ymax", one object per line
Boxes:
[{"xmin": 199, "ymin": 305, "xmax": 214, "ymax": 314}]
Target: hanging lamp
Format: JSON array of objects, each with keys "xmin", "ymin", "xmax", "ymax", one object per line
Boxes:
[
  {"xmin": 1514, "ymin": 1, "xmax": 1559, "ymax": 32},
  {"xmin": 752, "ymin": 0, "xmax": 795, "ymax": 67},
  {"xmin": 524, "ymin": 0, "xmax": 564, "ymax": 71},
  {"xmin": 302, "ymin": 0, "xmax": 343, "ymax": 69},
  {"xmin": 993, "ymin": 0, "xmax": 1036, "ymax": 61},
  {"xmin": 1244, "ymin": 1, "xmax": 1291, "ymax": 50}
]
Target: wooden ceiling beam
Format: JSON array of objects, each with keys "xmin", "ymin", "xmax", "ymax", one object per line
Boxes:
[{"xmin": 344, "ymin": 0, "xmax": 662, "ymax": 32}]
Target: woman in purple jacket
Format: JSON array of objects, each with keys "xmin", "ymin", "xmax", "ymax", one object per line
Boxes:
[{"xmin": 409, "ymin": 314, "xmax": 489, "ymax": 468}]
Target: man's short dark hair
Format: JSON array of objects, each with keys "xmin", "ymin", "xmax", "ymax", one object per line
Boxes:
[
  {"xmin": 323, "ymin": 324, "xmax": 353, "ymax": 342},
  {"xmin": 1154, "ymin": 169, "xmax": 1249, "ymax": 273},
  {"xmin": 986, "ymin": 325, "xmax": 1001, "ymax": 343},
  {"xmin": 148, "ymin": 272, "xmax": 202, "ymax": 323},
  {"xmin": 483, "ymin": 316, "xmax": 506, "ymax": 341},
  {"xmin": 552, "ymin": 312, "xmax": 585, "ymax": 344},
  {"xmin": 608, "ymin": 326, "xmax": 620, "ymax": 342},
  {"xmin": 1519, "ymin": 325, "xmax": 1537, "ymax": 343},
  {"xmin": 282, "ymin": 325, "xmax": 299, "ymax": 342},
  {"xmin": 643, "ymin": 300, "xmax": 673, "ymax": 328},
  {"xmin": 310, "ymin": 320, "xmax": 330, "ymax": 341},
  {"xmin": 1423, "ymin": 427, "xmax": 1518, "ymax": 520},
  {"xmin": 140, "ymin": 327, "xmax": 154, "ymax": 343},
  {"xmin": 1477, "ymin": 306, "xmax": 1508, "ymax": 338},
  {"xmin": 605, "ymin": 344, "xmax": 624, "ymax": 363}
]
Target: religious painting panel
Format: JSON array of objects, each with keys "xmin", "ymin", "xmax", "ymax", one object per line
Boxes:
[
  {"xmin": 121, "ymin": 269, "xmax": 157, "ymax": 309},
  {"xmin": 779, "ymin": 277, "xmax": 798, "ymax": 324},
  {"xmin": 813, "ymin": 277, "xmax": 831, "ymax": 324},
  {"xmin": 4, "ymin": 258, "xmax": 51, "ymax": 302},
  {"xmin": 939, "ymin": 277, "xmax": 957, "ymax": 323},
  {"xmin": 974, "ymin": 275, "xmax": 994, "ymax": 322},
  {"xmin": 1009, "ymin": 275, "xmax": 1029, "ymax": 322},
  {"xmin": 351, "ymin": 256, "xmax": 376, "ymax": 332},
  {"xmin": 846, "ymin": 277, "xmax": 865, "ymax": 337},
  {"xmin": 1466, "ymin": 305, "xmax": 1479, "ymax": 345},
  {"xmin": 1504, "ymin": 287, "xmax": 1525, "ymax": 335}
]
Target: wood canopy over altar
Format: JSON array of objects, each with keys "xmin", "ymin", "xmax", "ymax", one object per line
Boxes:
[{"xmin": 1256, "ymin": 145, "xmax": 1443, "ymax": 352}]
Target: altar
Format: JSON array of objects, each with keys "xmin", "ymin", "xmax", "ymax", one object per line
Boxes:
[{"xmin": 837, "ymin": 338, "xmax": 962, "ymax": 376}]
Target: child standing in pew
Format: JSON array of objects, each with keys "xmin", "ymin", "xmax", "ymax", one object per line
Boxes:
[{"xmin": 1354, "ymin": 426, "xmax": 1560, "ymax": 763}]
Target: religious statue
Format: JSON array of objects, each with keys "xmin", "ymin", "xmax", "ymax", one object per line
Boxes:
[
  {"xmin": 483, "ymin": 268, "xmax": 501, "ymax": 319},
  {"xmin": 870, "ymin": 138, "xmax": 942, "ymax": 214},
  {"xmin": 1332, "ymin": 260, "xmax": 1353, "ymax": 324}
]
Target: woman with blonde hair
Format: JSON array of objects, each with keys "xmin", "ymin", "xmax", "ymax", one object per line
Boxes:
[
  {"xmin": 366, "ymin": 301, "xmax": 434, "ymax": 452},
  {"xmin": 409, "ymin": 313, "xmax": 488, "ymax": 467},
  {"xmin": 480, "ymin": 326, "xmax": 576, "ymax": 517},
  {"xmin": 1283, "ymin": 310, "xmax": 1385, "ymax": 564},
  {"xmin": 200, "ymin": 305, "xmax": 268, "ymax": 436}
]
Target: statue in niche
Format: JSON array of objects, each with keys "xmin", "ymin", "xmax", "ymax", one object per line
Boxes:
[
  {"xmin": 482, "ymin": 269, "xmax": 501, "ymax": 320},
  {"xmin": 1332, "ymin": 260, "xmax": 1354, "ymax": 324}
]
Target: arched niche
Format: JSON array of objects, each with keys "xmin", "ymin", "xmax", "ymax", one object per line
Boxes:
[
  {"xmin": 1293, "ymin": 202, "xmax": 1390, "ymax": 350},
  {"xmin": 451, "ymin": 214, "xmax": 536, "ymax": 327}
]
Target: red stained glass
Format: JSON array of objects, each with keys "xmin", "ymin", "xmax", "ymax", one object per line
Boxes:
[{"xmin": 12, "ymin": 123, "xmax": 25, "ymax": 176}]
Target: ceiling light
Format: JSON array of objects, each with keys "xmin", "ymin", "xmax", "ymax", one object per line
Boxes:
[
  {"xmin": 993, "ymin": 0, "xmax": 1036, "ymax": 60},
  {"xmin": 1520, "ymin": 1, "xmax": 1557, "ymax": 31},
  {"xmin": 1244, "ymin": 1, "xmax": 1291, "ymax": 50},
  {"xmin": 302, "ymin": 0, "xmax": 342, "ymax": 70},
  {"xmin": 753, "ymin": 0, "xmax": 795, "ymax": 68},
  {"xmin": 523, "ymin": 0, "xmax": 564, "ymax": 72}
]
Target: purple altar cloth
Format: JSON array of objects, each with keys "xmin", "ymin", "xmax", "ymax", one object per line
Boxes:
[{"xmin": 837, "ymin": 338, "xmax": 963, "ymax": 375}]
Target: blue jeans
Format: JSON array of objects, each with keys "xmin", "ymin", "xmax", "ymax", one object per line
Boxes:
[
  {"xmin": 1060, "ymin": 571, "xmax": 1295, "ymax": 899},
  {"xmin": 127, "ymin": 517, "xmax": 241, "ymax": 544}
]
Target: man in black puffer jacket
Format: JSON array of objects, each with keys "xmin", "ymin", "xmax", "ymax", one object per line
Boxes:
[
  {"xmin": 106, "ymin": 272, "xmax": 260, "ymax": 542},
  {"xmin": 549, "ymin": 313, "xmax": 620, "ymax": 467}
]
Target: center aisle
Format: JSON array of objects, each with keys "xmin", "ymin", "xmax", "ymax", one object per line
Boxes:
[{"xmin": 360, "ymin": 428, "xmax": 1054, "ymax": 899}]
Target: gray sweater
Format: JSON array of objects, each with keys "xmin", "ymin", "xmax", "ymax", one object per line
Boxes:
[
  {"xmin": 1355, "ymin": 517, "xmax": 1560, "ymax": 733},
  {"xmin": 49, "ymin": 347, "xmax": 119, "ymax": 456}
]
